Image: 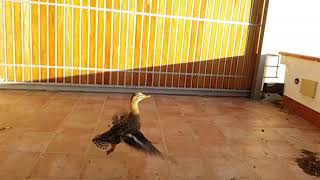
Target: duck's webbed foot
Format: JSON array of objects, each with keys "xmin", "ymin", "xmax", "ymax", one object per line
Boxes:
[{"xmin": 106, "ymin": 144, "xmax": 117, "ymax": 155}]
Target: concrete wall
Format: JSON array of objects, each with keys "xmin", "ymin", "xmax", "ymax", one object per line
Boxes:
[{"xmin": 282, "ymin": 56, "xmax": 320, "ymax": 113}]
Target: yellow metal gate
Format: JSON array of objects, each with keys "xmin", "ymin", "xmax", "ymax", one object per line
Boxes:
[{"xmin": 0, "ymin": 0, "xmax": 268, "ymax": 96}]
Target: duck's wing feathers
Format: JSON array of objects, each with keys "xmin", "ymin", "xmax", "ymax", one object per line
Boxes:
[
  {"xmin": 122, "ymin": 131, "xmax": 163, "ymax": 158},
  {"xmin": 92, "ymin": 124, "xmax": 123, "ymax": 148},
  {"xmin": 112, "ymin": 111, "xmax": 129, "ymax": 124}
]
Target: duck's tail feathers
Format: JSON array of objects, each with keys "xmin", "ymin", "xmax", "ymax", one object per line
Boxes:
[{"xmin": 123, "ymin": 131, "xmax": 164, "ymax": 159}]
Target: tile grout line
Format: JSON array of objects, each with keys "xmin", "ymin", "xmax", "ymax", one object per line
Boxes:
[
  {"xmin": 78, "ymin": 94, "xmax": 109, "ymax": 179},
  {"xmin": 12, "ymin": 91, "xmax": 32, "ymax": 104},
  {"xmin": 25, "ymin": 95, "xmax": 82, "ymax": 179}
]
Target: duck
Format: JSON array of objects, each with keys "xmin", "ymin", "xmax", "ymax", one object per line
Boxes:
[{"xmin": 92, "ymin": 92, "xmax": 163, "ymax": 158}]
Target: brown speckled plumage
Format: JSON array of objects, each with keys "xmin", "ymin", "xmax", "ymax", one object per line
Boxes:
[{"xmin": 92, "ymin": 92, "xmax": 163, "ymax": 158}]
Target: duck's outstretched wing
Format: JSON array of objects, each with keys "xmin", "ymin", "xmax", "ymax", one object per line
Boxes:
[
  {"xmin": 123, "ymin": 131, "xmax": 164, "ymax": 158},
  {"xmin": 92, "ymin": 124, "xmax": 122, "ymax": 149},
  {"xmin": 112, "ymin": 111, "xmax": 129, "ymax": 124}
]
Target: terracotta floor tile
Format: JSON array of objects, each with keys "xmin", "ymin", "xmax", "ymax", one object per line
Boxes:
[
  {"xmin": 205, "ymin": 156, "xmax": 260, "ymax": 180},
  {"xmin": 127, "ymin": 155, "xmax": 169, "ymax": 180},
  {"xmin": 265, "ymin": 141, "xmax": 299, "ymax": 158},
  {"xmin": 107, "ymin": 93, "xmax": 131, "ymax": 100},
  {"xmin": 162, "ymin": 123, "xmax": 196, "ymax": 143},
  {"xmin": 16, "ymin": 95, "xmax": 51, "ymax": 107},
  {"xmin": 80, "ymin": 153, "xmax": 128, "ymax": 179},
  {"xmin": 0, "ymin": 151, "xmax": 40, "ymax": 177},
  {"xmin": 57, "ymin": 119, "xmax": 97, "ymax": 134},
  {"xmin": 165, "ymin": 139, "xmax": 202, "ymax": 157},
  {"xmin": 217, "ymin": 126, "xmax": 258, "ymax": 144},
  {"xmin": 102, "ymin": 100, "xmax": 131, "ymax": 115},
  {"xmin": 74, "ymin": 99, "xmax": 105, "ymax": 113},
  {"xmin": 0, "ymin": 90, "xmax": 319, "ymax": 179},
  {"xmin": 247, "ymin": 158, "xmax": 309, "ymax": 180},
  {"xmin": 0, "ymin": 89, "xmax": 30, "ymax": 95},
  {"xmin": 0, "ymin": 94, "xmax": 26, "ymax": 105},
  {"xmin": 28, "ymin": 178, "xmax": 76, "ymax": 180},
  {"xmin": 79, "ymin": 92, "xmax": 108, "ymax": 100},
  {"xmin": 0, "ymin": 130, "xmax": 54, "ymax": 152},
  {"xmin": 11, "ymin": 112, "xmax": 67, "ymax": 131},
  {"xmin": 30, "ymin": 153, "xmax": 84, "ymax": 179},
  {"xmin": 168, "ymin": 155, "xmax": 209, "ymax": 179},
  {"xmin": 53, "ymin": 92, "xmax": 81, "ymax": 99},
  {"xmin": 57, "ymin": 112, "xmax": 100, "ymax": 134},
  {"xmin": 0, "ymin": 171, "xmax": 25, "ymax": 180},
  {"xmin": 199, "ymin": 142, "xmax": 234, "ymax": 158},
  {"xmin": 27, "ymin": 90, "xmax": 57, "ymax": 97},
  {"xmin": 140, "ymin": 126, "xmax": 163, "ymax": 144},
  {"xmin": 46, "ymin": 132, "xmax": 91, "ymax": 153},
  {"xmin": 229, "ymin": 142, "xmax": 275, "ymax": 159},
  {"xmin": 43, "ymin": 98, "xmax": 78, "ymax": 115}
]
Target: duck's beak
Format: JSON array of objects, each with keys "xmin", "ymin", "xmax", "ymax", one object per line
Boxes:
[{"xmin": 143, "ymin": 94, "xmax": 151, "ymax": 99}]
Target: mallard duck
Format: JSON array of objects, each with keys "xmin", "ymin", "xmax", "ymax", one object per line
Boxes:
[{"xmin": 92, "ymin": 92, "xmax": 163, "ymax": 158}]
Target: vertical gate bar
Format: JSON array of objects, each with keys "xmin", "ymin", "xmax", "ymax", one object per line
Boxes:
[
  {"xmin": 170, "ymin": 0, "xmax": 181, "ymax": 87},
  {"xmin": 144, "ymin": 0, "xmax": 152, "ymax": 87},
  {"xmin": 131, "ymin": 0, "xmax": 137, "ymax": 86},
  {"xmin": 202, "ymin": 0, "xmax": 216, "ymax": 88},
  {"xmin": 79, "ymin": 0, "xmax": 83, "ymax": 84},
  {"xmin": 94, "ymin": 0, "xmax": 98, "ymax": 84},
  {"xmin": 239, "ymin": 0, "xmax": 257, "ymax": 89},
  {"xmin": 54, "ymin": 0, "xmax": 58, "ymax": 83},
  {"xmin": 164, "ymin": 0, "xmax": 174, "ymax": 87},
  {"xmin": 109, "ymin": 0, "xmax": 114, "ymax": 85},
  {"xmin": 38, "ymin": 0, "xmax": 41, "ymax": 82},
  {"xmin": 158, "ymin": 0, "xmax": 168, "ymax": 87},
  {"xmin": 71, "ymin": 0, "xmax": 74, "ymax": 83},
  {"xmin": 232, "ymin": 0, "xmax": 251, "ymax": 88},
  {"xmin": 151, "ymin": 0, "xmax": 160, "ymax": 87},
  {"xmin": 124, "ymin": 0, "xmax": 130, "ymax": 86},
  {"xmin": 214, "ymin": 0, "xmax": 230, "ymax": 88},
  {"xmin": 21, "ymin": 0, "xmax": 24, "ymax": 82},
  {"xmin": 63, "ymin": 0, "xmax": 66, "ymax": 83},
  {"xmin": 11, "ymin": 1, "xmax": 16, "ymax": 82},
  {"xmin": 2, "ymin": 0, "xmax": 7, "ymax": 81},
  {"xmin": 190, "ymin": 0, "xmax": 203, "ymax": 88},
  {"xmin": 102, "ymin": 0, "xmax": 106, "ymax": 85},
  {"xmin": 86, "ymin": 0, "xmax": 91, "ymax": 84},
  {"xmin": 117, "ymin": 0, "xmax": 123, "ymax": 85},
  {"xmin": 137, "ymin": 1, "xmax": 145, "ymax": 86},
  {"xmin": 208, "ymin": 0, "xmax": 224, "ymax": 88},
  {"xmin": 220, "ymin": 0, "xmax": 236, "ymax": 88},
  {"xmin": 244, "ymin": 0, "xmax": 261, "ymax": 88},
  {"xmin": 29, "ymin": 0, "xmax": 33, "ymax": 82},
  {"xmin": 196, "ymin": 0, "xmax": 209, "ymax": 88},
  {"xmin": 46, "ymin": 0, "xmax": 49, "ymax": 82},
  {"xmin": 227, "ymin": 0, "xmax": 245, "ymax": 89},
  {"xmin": 177, "ymin": 0, "xmax": 189, "ymax": 87},
  {"xmin": 183, "ymin": 0, "xmax": 196, "ymax": 88}
]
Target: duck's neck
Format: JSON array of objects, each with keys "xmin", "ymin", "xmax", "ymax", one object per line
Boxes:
[{"xmin": 130, "ymin": 101, "xmax": 139, "ymax": 115}]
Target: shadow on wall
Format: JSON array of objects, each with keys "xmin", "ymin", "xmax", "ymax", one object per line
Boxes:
[{"xmin": 3, "ymin": 56, "xmax": 258, "ymax": 90}]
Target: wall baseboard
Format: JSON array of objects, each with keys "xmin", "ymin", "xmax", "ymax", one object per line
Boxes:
[{"xmin": 283, "ymin": 95, "xmax": 320, "ymax": 127}]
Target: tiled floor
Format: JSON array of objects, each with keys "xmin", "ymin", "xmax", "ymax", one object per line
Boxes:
[{"xmin": 0, "ymin": 90, "xmax": 319, "ymax": 180}]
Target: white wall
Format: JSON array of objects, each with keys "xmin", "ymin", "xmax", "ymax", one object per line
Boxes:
[
  {"xmin": 282, "ymin": 56, "xmax": 320, "ymax": 113},
  {"xmin": 262, "ymin": 0, "xmax": 320, "ymax": 57}
]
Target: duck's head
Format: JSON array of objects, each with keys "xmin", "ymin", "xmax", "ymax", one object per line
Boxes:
[{"xmin": 131, "ymin": 92, "xmax": 151, "ymax": 103}]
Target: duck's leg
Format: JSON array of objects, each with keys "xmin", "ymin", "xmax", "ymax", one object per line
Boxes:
[{"xmin": 106, "ymin": 144, "xmax": 117, "ymax": 155}]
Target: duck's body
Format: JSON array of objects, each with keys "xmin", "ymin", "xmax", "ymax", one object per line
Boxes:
[
  {"xmin": 92, "ymin": 92, "xmax": 163, "ymax": 157},
  {"xmin": 93, "ymin": 112, "xmax": 140, "ymax": 148}
]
